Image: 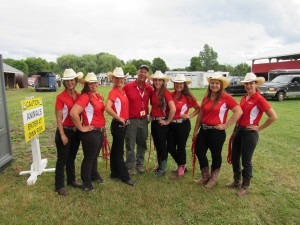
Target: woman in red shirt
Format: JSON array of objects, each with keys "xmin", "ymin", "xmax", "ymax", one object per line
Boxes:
[
  {"xmin": 149, "ymin": 71, "xmax": 175, "ymax": 177},
  {"xmin": 226, "ymin": 73, "xmax": 277, "ymax": 196},
  {"xmin": 54, "ymin": 69, "xmax": 83, "ymax": 196},
  {"xmin": 193, "ymin": 76, "xmax": 242, "ymax": 188},
  {"xmin": 105, "ymin": 67, "xmax": 135, "ymax": 186},
  {"xmin": 71, "ymin": 73, "xmax": 106, "ymax": 192},
  {"xmin": 167, "ymin": 74, "xmax": 200, "ymax": 178}
]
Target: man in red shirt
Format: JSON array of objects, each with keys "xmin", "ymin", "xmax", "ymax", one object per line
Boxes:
[{"xmin": 123, "ymin": 65, "xmax": 153, "ymax": 175}]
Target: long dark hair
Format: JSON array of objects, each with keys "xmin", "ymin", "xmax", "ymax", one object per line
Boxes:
[
  {"xmin": 202, "ymin": 80, "xmax": 224, "ymax": 109},
  {"xmin": 153, "ymin": 82, "xmax": 166, "ymax": 109},
  {"xmin": 81, "ymin": 82, "xmax": 99, "ymax": 106},
  {"xmin": 176, "ymin": 83, "xmax": 196, "ymax": 104}
]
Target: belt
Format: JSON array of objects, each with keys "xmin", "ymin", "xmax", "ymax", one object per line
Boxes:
[
  {"xmin": 63, "ymin": 126, "xmax": 78, "ymax": 131},
  {"xmin": 92, "ymin": 127, "xmax": 106, "ymax": 132},
  {"xmin": 171, "ymin": 119, "xmax": 186, "ymax": 123},
  {"xmin": 151, "ymin": 116, "xmax": 166, "ymax": 121},
  {"xmin": 201, "ymin": 123, "xmax": 216, "ymax": 130},
  {"xmin": 113, "ymin": 119, "xmax": 130, "ymax": 126},
  {"xmin": 235, "ymin": 125, "xmax": 249, "ymax": 131}
]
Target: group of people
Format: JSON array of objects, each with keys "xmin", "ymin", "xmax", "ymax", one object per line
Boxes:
[{"xmin": 54, "ymin": 66, "xmax": 277, "ymax": 197}]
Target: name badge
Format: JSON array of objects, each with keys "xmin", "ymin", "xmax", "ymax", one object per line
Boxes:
[{"xmin": 140, "ymin": 110, "xmax": 146, "ymax": 117}]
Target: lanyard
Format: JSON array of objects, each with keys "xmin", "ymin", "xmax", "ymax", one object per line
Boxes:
[{"xmin": 137, "ymin": 86, "xmax": 145, "ymax": 110}]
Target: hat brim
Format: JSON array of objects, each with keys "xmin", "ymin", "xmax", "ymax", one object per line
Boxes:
[
  {"xmin": 61, "ymin": 72, "xmax": 83, "ymax": 80},
  {"xmin": 107, "ymin": 72, "xmax": 129, "ymax": 80},
  {"xmin": 149, "ymin": 76, "xmax": 170, "ymax": 83},
  {"xmin": 207, "ymin": 77, "xmax": 229, "ymax": 89},
  {"xmin": 240, "ymin": 77, "xmax": 265, "ymax": 86},
  {"xmin": 171, "ymin": 79, "xmax": 192, "ymax": 85}
]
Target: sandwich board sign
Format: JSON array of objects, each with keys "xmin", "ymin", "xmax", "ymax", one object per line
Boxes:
[{"xmin": 19, "ymin": 97, "xmax": 55, "ymax": 185}]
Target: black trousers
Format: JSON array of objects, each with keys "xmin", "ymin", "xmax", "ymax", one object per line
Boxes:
[
  {"xmin": 151, "ymin": 120, "xmax": 169, "ymax": 163},
  {"xmin": 231, "ymin": 129, "xmax": 259, "ymax": 179},
  {"xmin": 195, "ymin": 128, "xmax": 226, "ymax": 171},
  {"xmin": 167, "ymin": 120, "xmax": 191, "ymax": 166},
  {"xmin": 80, "ymin": 130, "xmax": 104, "ymax": 188},
  {"xmin": 110, "ymin": 120, "xmax": 130, "ymax": 182},
  {"xmin": 55, "ymin": 128, "xmax": 80, "ymax": 190}
]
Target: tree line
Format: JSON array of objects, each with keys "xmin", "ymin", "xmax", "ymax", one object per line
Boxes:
[{"xmin": 3, "ymin": 44, "xmax": 250, "ymax": 77}]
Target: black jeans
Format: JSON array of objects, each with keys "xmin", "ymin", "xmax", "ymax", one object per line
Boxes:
[
  {"xmin": 195, "ymin": 128, "xmax": 226, "ymax": 171},
  {"xmin": 231, "ymin": 129, "xmax": 259, "ymax": 179},
  {"xmin": 151, "ymin": 120, "xmax": 169, "ymax": 164},
  {"xmin": 55, "ymin": 128, "xmax": 80, "ymax": 190},
  {"xmin": 167, "ymin": 120, "xmax": 191, "ymax": 166},
  {"xmin": 110, "ymin": 120, "xmax": 130, "ymax": 182},
  {"xmin": 80, "ymin": 130, "xmax": 104, "ymax": 189}
]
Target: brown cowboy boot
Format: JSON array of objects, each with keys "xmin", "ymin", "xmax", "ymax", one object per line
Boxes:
[
  {"xmin": 205, "ymin": 168, "xmax": 220, "ymax": 189},
  {"xmin": 236, "ymin": 179, "xmax": 251, "ymax": 196},
  {"xmin": 195, "ymin": 167, "xmax": 210, "ymax": 184},
  {"xmin": 225, "ymin": 173, "xmax": 241, "ymax": 188}
]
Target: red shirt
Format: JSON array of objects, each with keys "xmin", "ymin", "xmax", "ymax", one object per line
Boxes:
[
  {"xmin": 150, "ymin": 89, "xmax": 173, "ymax": 117},
  {"xmin": 75, "ymin": 92, "xmax": 106, "ymax": 128},
  {"xmin": 238, "ymin": 92, "xmax": 271, "ymax": 126},
  {"xmin": 201, "ymin": 92, "xmax": 238, "ymax": 125},
  {"xmin": 107, "ymin": 87, "xmax": 129, "ymax": 120},
  {"xmin": 123, "ymin": 80, "xmax": 153, "ymax": 119},
  {"xmin": 55, "ymin": 89, "xmax": 80, "ymax": 126},
  {"xmin": 172, "ymin": 92, "xmax": 198, "ymax": 119}
]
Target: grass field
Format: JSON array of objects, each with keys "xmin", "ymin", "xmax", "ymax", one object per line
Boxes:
[{"xmin": 0, "ymin": 85, "xmax": 299, "ymax": 225}]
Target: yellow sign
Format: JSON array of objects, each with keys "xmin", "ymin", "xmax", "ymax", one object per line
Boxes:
[{"xmin": 21, "ymin": 98, "xmax": 45, "ymax": 142}]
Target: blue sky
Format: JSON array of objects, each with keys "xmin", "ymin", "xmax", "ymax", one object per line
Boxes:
[{"xmin": 1, "ymin": 0, "xmax": 300, "ymax": 69}]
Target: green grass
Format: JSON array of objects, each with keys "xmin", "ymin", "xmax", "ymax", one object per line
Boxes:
[{"xmin": 1, "ymin": 85, "xmax": 300, "ymax": 225}]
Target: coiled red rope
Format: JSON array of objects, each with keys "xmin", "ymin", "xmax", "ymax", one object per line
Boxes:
[{"xmin": 101, "ymin": 132, "xmax": 111, "ymax": 170}]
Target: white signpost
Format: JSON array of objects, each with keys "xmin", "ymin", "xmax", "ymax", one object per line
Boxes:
[{"xmin": 19, "ymin": 97, "xmax": 55, "ymax": 185}]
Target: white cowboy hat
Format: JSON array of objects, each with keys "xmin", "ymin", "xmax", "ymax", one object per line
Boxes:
[
  {"xmin": 107, "ymin": 67, "xmax": 129, "ymax": 80},
  {"xmin": 79, "ymin": 72, "xmax": 98, "ymax": 84},
  {"xmin": 207, "ymin": 76, "xmax": 229, "ymax": 89},
  {"xmin": 148, "ymin": 70, "xmax": 170, "ymax": 83},
  {"xmin": 171, "ymin": 74, "xmax": 192, "ymax": 85},
  {"xmin": 61, "ymin": 68, "xmax": 84, "ymax": 80},
  {"xmin": 240, "ymin": 72, "xmax": 265, "ymax": 86}
]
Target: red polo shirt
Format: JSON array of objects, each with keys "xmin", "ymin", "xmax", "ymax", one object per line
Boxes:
[
  {"xmin": 238, "ymin": 92, "xmax": 271, "ymax": 126},
  {"xmin": 172, "ymin": 92, "xmax": 198, "ymax": 119},
  {"xmin": 123, "ymin": 80, "xmax": 153, "ymax": 119},
  {"xmin": 75, "ymin": 92, "xmax": 106, "ymax": 128},
  {"xmin": 201, "ymin": 92, "xmax": 238, "ymax": 125},
  {"xmin": 150, "ymin": 88, "xmax": 173, "ymax": 117},
  {"xmin": 55, "ymin": 89, "xmax": 80, "ymax": 126},
  {"xmin": 107, "ymin": 87, "xmax": 129, "ymax": 120}
]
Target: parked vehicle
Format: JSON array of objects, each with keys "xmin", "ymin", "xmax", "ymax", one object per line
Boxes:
[
  {"xmin": 225, "ymin": 76, "xmax": 246, "ymax": 95},
  {"xmin": 35, "ymin": 72, "xmax": 57, "ymax": 92},
  {"xmin": 258, "ymin": 75, "xmax": 300, "ymax": 101}
]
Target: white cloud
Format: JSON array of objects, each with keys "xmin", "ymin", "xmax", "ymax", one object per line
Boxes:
[{"xmin": 1, "ymin": 0, "xmax": 300, "ymax": 69}]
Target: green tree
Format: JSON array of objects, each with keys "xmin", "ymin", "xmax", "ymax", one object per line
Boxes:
[
  {"xmin": 188, "ymin": 56, "xmax": 203, "ymax": 71},
  {"xmin": 4, "ymin": 58, "xmax": 29, "ymax": 74},
  {"xmin": 152, "ymin": 57, "xmax": 168, "ymax": 73},
  {"xmin": 96, "ymin": 53, "xmax": 123, "ymax": 73},
  {"xmin": 123, "ymin": 64, "xmax": 137, "ymax": 76},
  {"xmin": 78, "ymin": 54, "xmax": 98, "ymax": 74},
  {"xmin": 25, "ymin": 57, "xmax": 50, "ymax": 75},
  {"xmin": 233, "ymin": 63, "xmax": 251, "ymax": 76},
  {"xmin": 223, "ymin": 64, "xmax": 235, "ymax": 74},
  {"xmin": 56, "ymin": 54, "xmax": 79, "ymax": 74},
  {"xmin": 127, "ymin": 59, "xmax": 152, "ymax": 72},
  {"xmin": 199, "ymin": 44, "xmax": 219, "ymax": 71}
]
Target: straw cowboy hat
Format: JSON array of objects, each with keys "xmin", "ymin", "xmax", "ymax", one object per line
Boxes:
[
  {"xmin": 171, "ymin": 74, "xmax": 192, "ymax": 85},
  {"xmin": 61, "ymin": 68, "xmax": 84, "ymax": 80},
  {"xmin": 148, "ymin": 70, "xmax": 170, "ymax": 83},
  {"xmin": 79, "ymin": 72, "xmax": 98, "ymax": 84},
  {"xmin": 207, "ymin": 76, "xmax": 229, "ymax": 89},
  {"xmin": 107, "ymin": 67, "xmax": 129, "ymax": 80},
  {"xmin": 240, "ymin": 72, "xmax": 265, "ymax": 86}
]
